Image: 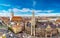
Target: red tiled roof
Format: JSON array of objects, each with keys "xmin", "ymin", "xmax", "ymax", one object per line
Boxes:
[
  {"xmin": 1, "ymin": 17, "xmax": 10, "ymax": 21},
  {"xmin": 11, "ymin": 16, "xmax": 23, "ymax": 21},
  {"xmin": 56, "ymin": 19, "xmax": 60, "ymax": 22},
  {"xmin": 39, "ymin": 18, "xmax": 49, "ymax": 20}
]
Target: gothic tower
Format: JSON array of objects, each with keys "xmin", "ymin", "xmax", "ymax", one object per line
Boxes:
[{"xmin": 31, "ymin": 10, "xmax": 36, "ymax": 36}]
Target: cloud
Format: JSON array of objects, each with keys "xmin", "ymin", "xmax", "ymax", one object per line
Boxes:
[
  {"xmin": 0, "ymin": 13, "xmax": 10, "ymax": 17},
  {"xmin": 43, "ymin": 10, "xmax": 53, "ymax": 13},
  {"xmin": 13, "ymin": 8, "xmax": 32, "ymax": 13},
  {"xmin": 12, "ymin": 8, "xmax": 59, "ymax": 16},
  {"xmin": 0, "ymin": 8, "xmax": 57, "ymax": 17},
  {"xmin": 0, "ymin": 4, "xmax": 11, "ymax": 7},
  {"xmin": 12, "ymin": 8, "xmax": 53, "ymax": 13},
  {"xmin": 0, "ymin": 10, "xmax": 11, "ymax": 17},
  {"xmin": 14, "ymin": 13, "xmax": 31, "ymax": 16},
  {"xmin": 36, "ymin": 13, "xmax": 60, "ymax": 16},
  {"xmin": 33, "ymin": 1, "xmax": 36, "ymax": 6}
]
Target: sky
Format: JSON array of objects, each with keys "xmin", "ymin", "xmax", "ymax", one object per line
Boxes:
[{"xmin": 0, "ymin": 0, "xmax": 60, "ymax": 16}]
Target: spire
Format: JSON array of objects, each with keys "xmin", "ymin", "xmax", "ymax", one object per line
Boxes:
[
  {"xmin": 10, "ymin": 9, "xmax": 14, "ymax": 21},
  {"xmin": 32, "ymin": 10, "xmax": 35, "ymax": 18},
  {"xmin": 31, "ymin": 10, "xmax": 35, "ymax": 26},
  {"xmin": 31, "ymin": 0, "xmax": 36, "ymax": 36},
  {"xmin": 45, "ymin": 25, "xmax": 51, "ymax": 31},
  {"xmin": 11, "ymin": 10, "xmax": 14, "ymax": 17},
  {"xmin": 31, "ymin": 10, "xmax": 36, "ymax": 36},
  {"xmin": 46, "ymin": 25, "xmax": 51, "ymax": 29}
]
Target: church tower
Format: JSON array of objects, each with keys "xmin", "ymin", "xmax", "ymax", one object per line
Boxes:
[
  {"xmin": 31, "ymin": 10, "xmax": 36, "ymax": 36},
  {"xmin": 11, "ymin": 10, "xmax": 14, "ymax": 17},
  {"xmin": 10, "ymin": 10, "xmax": 14, "ymax": 21}
]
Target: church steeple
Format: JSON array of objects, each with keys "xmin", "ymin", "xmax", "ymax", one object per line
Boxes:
[
  {"xmin": 11, "ymin": 10, "xmax": 14, "ymax": 17},
  {"xmin": 46, "ymin": 25, "xmax": 51, "ymax": 29},
  {"xmin": 31, "ymin": 10, "xmax": 36, "ymax": 36},
  {"xmin": 10, "ymin": 10, "xmax": 14, "ymax": 21},
  {"xmin": 46, "ymin": 25, "xmax": 51, "ymax": 31},
  {"xmin": 32, "ymin": 10, "xmax": 35, "ymax": 18}
]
